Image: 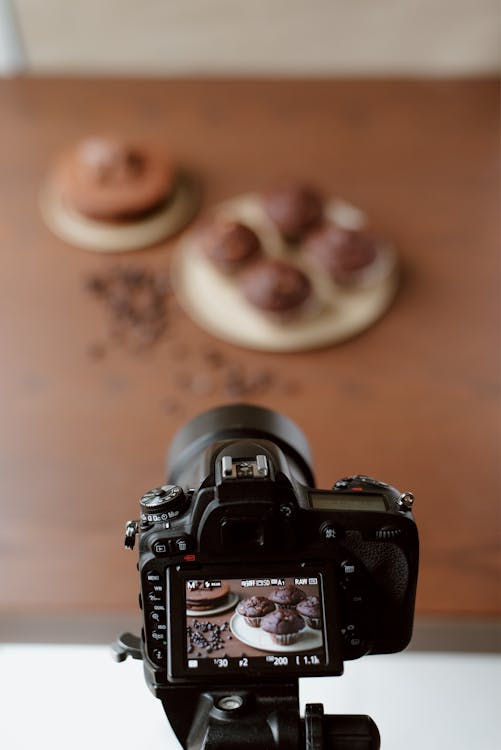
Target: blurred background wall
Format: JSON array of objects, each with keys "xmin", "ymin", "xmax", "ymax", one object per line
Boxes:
[{"xmin": 1, "ymin": 0, "xmax": 499, "ymax": 76}]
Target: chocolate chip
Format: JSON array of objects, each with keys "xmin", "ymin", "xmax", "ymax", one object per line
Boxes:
[
  {"xmin": 202, "ymin": 348, "xmax": 225, "ymax": 369},
  {"xmin": 84, "ymin": 265, "xmax": 299, "ymax": 405},
  {"xmin": 84, "ymin": 265, "xmax": 171, "ymax": 354},
  {"xmin": 87, "ymin": 342, "xmax": 107, "ymax": 360}
]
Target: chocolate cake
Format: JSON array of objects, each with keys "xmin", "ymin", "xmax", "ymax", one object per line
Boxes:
[
  {"xmin": 260, "ymin": 182, "xmax": 323, "ymax": 242},
  {"xmin": 53, "ymin": 136, "xmax": 177, "ymax": 221},
  {"xmin": 186, "ymin": 582, "xmax": 230, "ymax": 611}
]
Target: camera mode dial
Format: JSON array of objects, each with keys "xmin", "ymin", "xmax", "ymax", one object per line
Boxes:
[
  {"xmin": 140, "ymin": 485, "xmax": 187, "ymax": 522},
  {"xmin": 333, "ymin": 475, "xmax": 389, "ymax": 490}
]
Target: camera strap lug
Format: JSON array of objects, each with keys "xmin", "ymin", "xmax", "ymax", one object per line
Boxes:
[{"xmin": 124, "ymin": 519, "xmax": 140, "ymax": 550}]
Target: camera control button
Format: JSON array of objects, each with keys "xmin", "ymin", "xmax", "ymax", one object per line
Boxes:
[
  {"xmin": 151, "ymin": 648, "xmax": 165, "ymax": 664},
  {"xmin": 320, "ymin": 522, "xmax": 339, "ymax": 541},
  {"xmin": 333, "ymin": 480, "xmax": 349, "ymax": 489},
  {"xmin": 340, "ymin": 561, "xmax": 357, "ymax": 577},
  {"xmin": 375, "ymin": 527, "xmax": 402, "ymax": 540},
  {"xmin": 172, "ymin": 535, "xmax": 195, "ymax": 554},
  {"xmin": 341, "ymin": 623, "xmax": 366, "ymax": 655},
  {"xmin": 145, "ymin": 570, "xmax": 162, "ymax": 584},
  {"xmin": 150, "ymin": 630, "xmax": 165, "ymax": 642},
  {"xmin": 339, "ymin": 562, "xmax": 364, "ymax": 591},
  {"xmin": 149, "ymin": 616, "xmax": 167, "ymax": 631},
  {"xmin": 152, "ymin": 540, "xmax": 170, "ymax": 556}
]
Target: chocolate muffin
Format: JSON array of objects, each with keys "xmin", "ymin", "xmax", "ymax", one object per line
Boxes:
[
  {"xmin": 296, "ymin": 596, "xmax": 322, "ymax": 630},
  {"xmin": 304, "ymin": 224, "xmax": 378, "ymax": 285},
  {"xmin": 53, "ymin": 136, "xmax": 176, "ymax": 221},
  {"xmin": 240, "ymin": 259, "xmax": 312, "ymax": 317},
  {"xmin": 261, "ymin": 182, "xmax": 323, "ymax": 242},
  {"xmin": 260, "ymin": 608, "xmax": 306, "ymax": 645},
  {"xmin": 268, "ymin": 584, "xmax": 307, "ymax": 610},
  {"xmin": 201, "ymin": 220, "xmax": 261, "ymax": 274},
  {"xmin": 236, "ymin": 596, "xmax": 275, "ymax": 627}
]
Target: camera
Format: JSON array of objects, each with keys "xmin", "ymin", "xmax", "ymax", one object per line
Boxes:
[{"xmin": 118, "ymin": 404, "xmax": 418, "ymax": 749}]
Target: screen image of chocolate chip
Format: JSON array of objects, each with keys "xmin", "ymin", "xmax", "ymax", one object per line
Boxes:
[{"xmin": 187, "ymin": 620, "xmax": 230, "ymax": 655}]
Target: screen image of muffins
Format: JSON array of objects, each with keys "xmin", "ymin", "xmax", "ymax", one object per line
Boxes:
[
  {"xmin": 186, "ymin": 579, "xmax": 323, "ymax": 657},
  {"xmin": 40, "ymin": 135, "xmax": 200, "ymax": 252},
  {"xmin": 268, "ymin": 583, "xmax": 307, "ymax": 610},
  {"xmin": 229, "ymin": 605, "xmax": 323, "ymax": 652},
  {"xmin": 171, "ymin": 181, "xmax": 399, "ymax": 352},
  {"xmin": 296, "ymin": 596, "xmax": 322, "ymax": 630}
]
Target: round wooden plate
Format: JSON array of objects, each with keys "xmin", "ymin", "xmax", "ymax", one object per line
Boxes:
[{"xmin": 171, "ymin": 194, "xmax": 399, "ymax": 352}]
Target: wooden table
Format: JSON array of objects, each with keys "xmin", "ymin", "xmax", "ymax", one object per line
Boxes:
[{"xmin": 0, "ymin": 78, "xmax": 499, "ymax": 629}]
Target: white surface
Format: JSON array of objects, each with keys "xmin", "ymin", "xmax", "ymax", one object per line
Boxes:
[
  {"xmin": 0, "ymin": 0, "xmax": 25, "ymax": 74},
  {"xmin": 12, "ymin": 0, "xmax": 500, "ymax": 75},
  {"xmin": 0, "ymin": 645, "xmax": 499, "ymax": 749}
]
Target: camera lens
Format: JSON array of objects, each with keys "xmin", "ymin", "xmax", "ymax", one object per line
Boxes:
[{"xmin": 167, "ymin": 403, "xmax": 314, "ymax": 488}]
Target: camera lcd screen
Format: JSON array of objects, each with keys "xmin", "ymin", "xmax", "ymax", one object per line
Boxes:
[
  {"xmin": 183, "ymin": 575, "xmax": 326, "ymax": 675},
  {"xmin": 310, "ymin": 492, "xmax": 388, "ymax": 512}
]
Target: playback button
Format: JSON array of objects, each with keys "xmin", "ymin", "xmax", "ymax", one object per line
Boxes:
[{"xmin": 152, "ymin": 540, "xmax": 170, "ymax": 556}]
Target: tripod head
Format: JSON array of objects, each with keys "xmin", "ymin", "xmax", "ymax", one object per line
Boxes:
[
  {"xmin": 163, "ymin": 685, "xmax": 380, "ymax": 750},
  {"xmin": 113, "ymin": 634, "xmax": 379, "ymax": 750}
]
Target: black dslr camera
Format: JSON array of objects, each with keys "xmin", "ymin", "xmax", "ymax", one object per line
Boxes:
[{"xmin": 116, "ymin": 404, "xmax": 418, "ymax": 750}]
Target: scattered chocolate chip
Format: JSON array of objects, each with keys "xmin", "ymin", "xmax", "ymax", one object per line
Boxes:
[
  {"xmin": 202, "ymin": 347, "xmax": 226, "ymax": 369},
  {"xmin": 174, "ymin": 372, "xmax": 192, "ymax": 391},
  {"xmin": 84, "ymin": 265, "xmax": 300, "ymax": 404},
  {"xmin": 189, "ymin": 374, "xmax": 214, "ymax": 396},
  {"xmin": 84, "ymin": 265, "xmax": 171, "ymax": 354},
  {"xmin": 87, "ymin": 342, "xmax": 107, "ymax": 360},
  {"xmin": 162, "ymin": 398, "xmax": 181, "ymax": 416},
  {"xmin": 171, "ymin": 343, "xmax": 189, "ymax": 360},
  {"xmin": 187, "ymin": 619, "xmax": 228, "ymax": 654},
  {"xmin": 85, "ymin": 275, "xmax": 108, "ymax": 296},
  {"xmin": 281, "ymin": 380, "xmax": 301, "ymax": 395}
]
